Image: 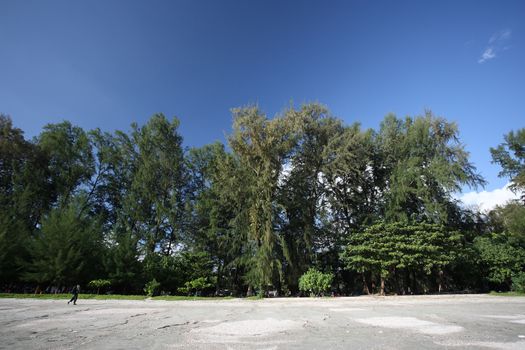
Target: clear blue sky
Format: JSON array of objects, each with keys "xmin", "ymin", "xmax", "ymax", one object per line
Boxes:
[{"xmin": 1, "ymin": 0, "xmax": 524, "ymax": 191}]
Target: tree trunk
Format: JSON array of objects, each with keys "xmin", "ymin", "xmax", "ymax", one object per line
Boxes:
[
  {"xmin": 215, "ymin": 263, "xmax": 222, "ymax": 295},
  {"xmin": 392, "ymin": 268, "xmax": 400, "ymax": 295},
  {"xmin": 438, "ymin": 270, "xmax": 444, "ymax": 293},
  {"xmin": 410, "ymin": 270, "xmax": 417, "ymax": 294},
  {"xmin": 380, "ymin": 276, "xmax": 385, "ymax": 296},
  {"xmin": 402, "ymin": 269, "xmax": 409, "ymax": 295},
  {"xmin": 362, "ymin": 273, "xmax": 370, "ymax": 295}
]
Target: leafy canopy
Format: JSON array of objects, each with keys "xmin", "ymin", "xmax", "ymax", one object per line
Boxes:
[{"xmin": 298, "ymin": 268, "xmax": 334, "ymax": 296}]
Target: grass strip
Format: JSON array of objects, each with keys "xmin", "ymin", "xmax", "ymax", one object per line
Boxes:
[
  {"xmin": 489, "ymin": 291, "xmax": 525, "ymax": 297},
  {"xmin": 0, "ymin": 293, "xmax": 236, "ymax": 301}
]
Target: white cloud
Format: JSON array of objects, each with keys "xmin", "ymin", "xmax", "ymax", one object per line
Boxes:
[
  {"xmin": 489, "ymin": 29, "xmax": 511, "ymax": 44},
  {"xmin": 478, "ymin": 48, "xmax": 496, "ymax": 63},
  {"xmin": 478, "ymin": 29, "xmax": 512, "ymax": 64},
  {"xmin": 457, "ymin": 183, "xmax": 521, "ymax": 212}
]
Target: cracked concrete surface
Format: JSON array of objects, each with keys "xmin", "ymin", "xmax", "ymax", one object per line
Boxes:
[{"xmin": 1, "ymin": 295, "xmax": 524, "ymax": 349}]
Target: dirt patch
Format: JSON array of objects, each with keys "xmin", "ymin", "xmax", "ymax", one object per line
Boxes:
[
  {"xmin": 355, "ymin": 316, "xmax": 464, "ymax": 335},
  {"xmin": 190, "ymin": 318, "xmax": 302, "ymax": 343}
]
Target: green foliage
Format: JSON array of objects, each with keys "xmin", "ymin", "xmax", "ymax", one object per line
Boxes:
[
  {"xmin": 38, "ymin": 121, "xmax": 95, "ymax": 206},
  {"xmin": 2, "ymin": 107, "xmax": 522, "ymax": 298},
  {"xmin": 378, "ymin": 113, "xmax": 485, "ymax": 223},
  {"xmin": 127, "ymin": 114, "xmax": 186, "ymax": 255},
  {"xmin": 178, "ymin": 277, "xmax": 213, "ymax": 296},
  {"xmin": 105, "ymin": 231, "xmax": 142, "ymax": 293},
  {"xmin": 511, "ymin": 272, "xmax": 525, "ymax": 293},
  {"xmin": 143, "ymin": 251, "xmax": 214, "ymax": 295},
  {"xmin": 88, "ymin": 279, "xmax": 111, "ymax": 294},
  {"xmin": 144, "ymin": 278, "xmax": 160, "ymax": 297},
  {"xmin": 474, "ymin": 233, "xmax": 525, "ymax": 288},
  {"xmin": 228, "ymin": 106, "xmax": 301, "ymax": 290},
  {"xmin": 278, "ymin": 108, "xmax": 342, "ymax": 292},
  {"xmin": 491, "ymin": 128, "xmax": 525, "ymax": 196},
  {"xmin": 185, "ymin": 142, "xmax": 249, "ymax": 294},
  {"xmin": 487, "ymin": 202, "xmax": 525, "ymax": 243},
  {"xmin": 321, "ymin": 122, "xmax": 378, "ymax": 230},
  {"xmin": 341, "ymin": 222, "xmax": 462, "ymax": 294},
  {"xmin": 0, "ymin": 211, "xmax": 29, "ymax": 282},
  {"xmin": 298, "ymin": 268, "xmax": 334, "ymax": 296},
  {"xmin": 23, "ymin": 198, "xmax": 104, "ymax": 286},
  {"xmin": 0, "ymin": 115, "xmax": 48, "ymax": 283}
]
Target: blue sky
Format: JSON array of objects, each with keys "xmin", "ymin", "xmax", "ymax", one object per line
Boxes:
[{"xmin": 1, "ymin": 0, "xmax": 524, "ymax": 196}]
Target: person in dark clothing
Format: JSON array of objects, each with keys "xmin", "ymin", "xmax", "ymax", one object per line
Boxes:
[{"xmin": 68, "ymin": 285, "xmax": 80, "ymax": 305}]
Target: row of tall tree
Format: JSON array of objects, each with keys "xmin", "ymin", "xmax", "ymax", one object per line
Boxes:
[{"xmin": 0, "ymin": 105, "xmax": 523, "ymax": 296}]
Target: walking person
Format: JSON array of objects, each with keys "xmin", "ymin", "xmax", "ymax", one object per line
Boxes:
[{"xmin": 68, "ymin": 285, "xmax": 80, "ymax": 305}]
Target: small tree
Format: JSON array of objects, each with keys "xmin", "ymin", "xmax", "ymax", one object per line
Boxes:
[
  {"xmin": 341, "ymin": 222, "xmax": 462, "ymax": 295},
  {"xmin": 144, "ymin": 278, "xmax": 160, "ymax": 297},
  {"xmin": 178, "ymin": 277, "xmax": 213, "ymax": 296},
  {"xmin": 88, "ymin": 279, "xmax": 111, "ymax": 294},
  {"xmin": 298, "ymin": 268, "xmax": 333, "ymax": 297}
]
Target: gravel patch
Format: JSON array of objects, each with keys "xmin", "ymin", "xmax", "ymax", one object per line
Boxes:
[{"xmin": 355, "ymin": 316, "xmax": 464, "ymax": 335}]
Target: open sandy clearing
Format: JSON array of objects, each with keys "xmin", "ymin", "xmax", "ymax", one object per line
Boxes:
[{"xmin": 1, "ymin": 294, "xmax": 524, "ymax": 350}]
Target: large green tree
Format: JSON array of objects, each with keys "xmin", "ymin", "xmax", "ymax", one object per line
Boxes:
[
  {"xmin": 185, "ymin": 142, "xmax": 248, "ymax": 293},
  {"xmin": 491, "ymin": 128, "xmax": 525, "ymax": 198},
  {"xmin": 321, "ymin": 123, "xmax": 379, "ymax": 231},
  {"xmin": 38, "ymin": 121, "xmax": 95, "ymax": 207},
  {"xmin": 106, "ymin": 114, "xmax": 186, "ymax": 262},
  {"xmin": 228, "ymin": 106, "xmax": 301, "ymax": 292},
  {"xmin": 24, "ymin": 197, "xmax": 104, "ymax": 287},
  {"xmin": 0, "ymin": 115, "xmax": 51, "ymax": 283},
  {"xmin": 279, "ymin": 105, "xmax": 342, "ymax": 292},
  {"xmin": 378, "ymin": 112, "xmax": 484, "ymax": 224}
]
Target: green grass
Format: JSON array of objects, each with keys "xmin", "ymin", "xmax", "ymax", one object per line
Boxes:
[
  {"xmin": 489, "ymin": 291, "xmax": 525, "ymax": 297},
  {"xmin": 151, "ymin": 295, "xmax": 234, "ymax": 301},
  {"xmin": 0, "ymin": 293, "xmax": 145, "ymax": 300},
  {"xmin": 0, "ymin": 293, "xmax": 236, "ymax": 301}
]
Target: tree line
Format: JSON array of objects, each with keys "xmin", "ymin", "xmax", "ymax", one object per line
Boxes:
[{"xmin": 0, "ymin": 104, "xmax": 524, "ymax": 296}]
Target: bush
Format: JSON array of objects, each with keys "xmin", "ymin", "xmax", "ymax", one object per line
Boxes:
[
  {"xmin": 511, "ymin": 272, "xmax": 525, "ymax": 293},
  {"xmin": 88, "ymin": 279, "xmax": 111, "ymax": 294},
  {"xmin": 144, "ymin": 278, "xmax": 160, "ymax": 297},
  {"xmin": 474, "ymin": 234, "xmax": 525, "ymax": 289},
  {"xmin": 178, "ymin": 277, "xmax": 212, "ymax": 296},
  {"xmin": 298, "ymin": 268, "xmax": 333, "ymax": 297}
]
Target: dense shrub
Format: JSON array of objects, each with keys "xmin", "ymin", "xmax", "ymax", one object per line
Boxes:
[
  {"xmin": 144, "ymin": 279, "xmax": 160, "ymax": 297},
  {"xmin": 88, "ymin": 279, "xmax": 111, "ymax": 294},
  {"xmin": 298, "ymin": 268, "xmax": 333, "ymax": 297},
  {"xmin": 511, "ymin": 272, "xmax": 525, "ymax": 293},
  {"xmin": 178, "ymin": 277, "xmax": 213, "ymax": 296}
]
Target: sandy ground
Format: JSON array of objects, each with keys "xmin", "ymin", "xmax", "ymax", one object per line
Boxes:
[{"xmin": 1, "ymin": 295, "xmax": 525, "ymax": 349}]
